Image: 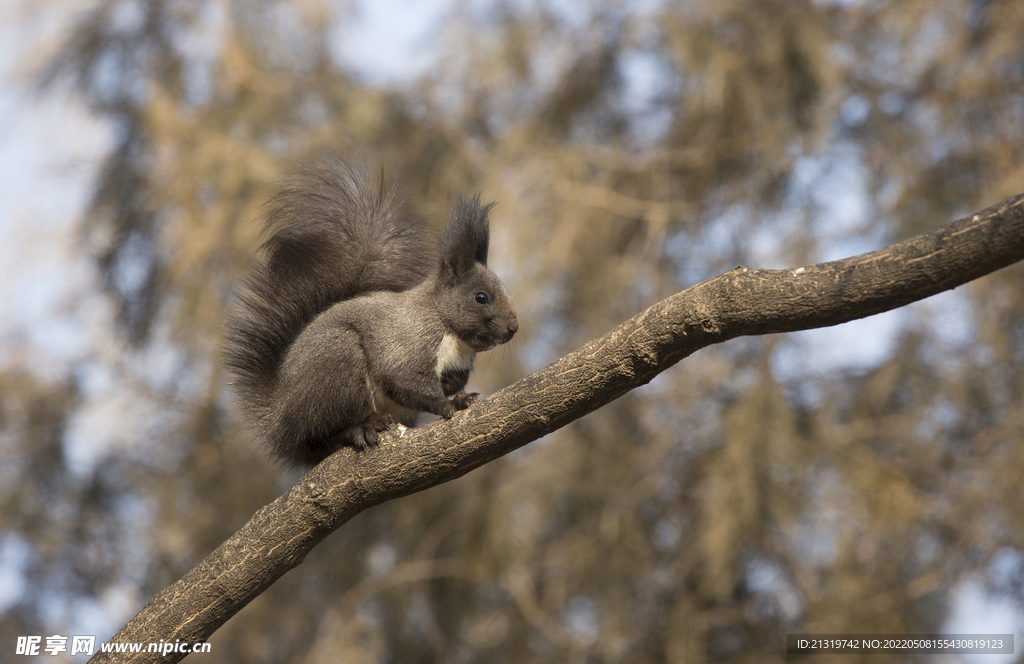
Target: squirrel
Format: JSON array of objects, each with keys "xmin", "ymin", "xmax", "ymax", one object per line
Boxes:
[{"xmin": 224, "ymin": 160, "xmax": 518, "ymax": 468}]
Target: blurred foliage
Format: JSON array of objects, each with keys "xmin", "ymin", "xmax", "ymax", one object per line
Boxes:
[{"xmin": 3, "ymin": 0, "xmax": 1024, "ymax": 661}]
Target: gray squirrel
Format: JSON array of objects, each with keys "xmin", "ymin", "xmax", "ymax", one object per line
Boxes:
[{"xmin": 225, "ymin": 160, "xmax": 518, "ymax": 468}]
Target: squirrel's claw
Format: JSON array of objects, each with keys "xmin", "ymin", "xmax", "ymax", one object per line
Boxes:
[{"xmin": 451, "ymin": 391, "xmax": 480, "ymax": 411}]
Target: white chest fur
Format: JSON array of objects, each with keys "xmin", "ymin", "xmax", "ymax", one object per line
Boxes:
[{"xmin": 435, "ymin": 333, "xmax": 475, "ymax": 377}]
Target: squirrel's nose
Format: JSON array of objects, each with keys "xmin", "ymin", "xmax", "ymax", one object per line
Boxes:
[{"xmin": 506, "ymin": 317, "xmax": 519, "ymax": 339}]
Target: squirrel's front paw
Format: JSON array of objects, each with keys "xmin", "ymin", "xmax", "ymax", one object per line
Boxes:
[{"xmin": 451, "ymin": 391, "xmax": 480, "ymax": 411}]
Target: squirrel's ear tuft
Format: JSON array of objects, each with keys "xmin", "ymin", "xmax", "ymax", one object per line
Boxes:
[{"xmin": 439, "ymin": 195, "xmax": 495, "ymax": 274}]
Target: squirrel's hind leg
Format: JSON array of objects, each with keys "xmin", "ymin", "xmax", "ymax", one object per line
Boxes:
[{"xmin": 332, "ymin": 412, "xmax": 394, "ymax": 450}]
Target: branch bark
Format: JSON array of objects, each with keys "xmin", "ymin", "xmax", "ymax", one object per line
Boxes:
[{"xmin": 91, "ymin": 193, "xmax": 1024, "ymax": 662}]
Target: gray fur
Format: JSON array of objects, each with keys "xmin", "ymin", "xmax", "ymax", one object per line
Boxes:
[{"xmin": 225, "ymin": 160, "xmax": 518, "ymax": 467}]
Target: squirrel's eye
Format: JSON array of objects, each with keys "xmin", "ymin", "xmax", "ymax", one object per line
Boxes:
[{"xmin": 474, "ymin": 292, "xmax": 489, "ymax": 304}]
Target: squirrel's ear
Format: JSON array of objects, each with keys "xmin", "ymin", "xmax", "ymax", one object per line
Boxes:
[{"xmin": 439, "ymin": 195, "xmax": 494, "ymax": 279}]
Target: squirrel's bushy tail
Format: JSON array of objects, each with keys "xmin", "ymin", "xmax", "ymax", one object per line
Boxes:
[{"xmin": 224, "ymin": 160, "xmax": 430, "ymax": 430}]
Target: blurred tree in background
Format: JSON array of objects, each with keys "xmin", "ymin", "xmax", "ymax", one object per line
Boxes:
[{"xmin": 3, "ymin": 0, "xmax": 1024, "ymax": 661}]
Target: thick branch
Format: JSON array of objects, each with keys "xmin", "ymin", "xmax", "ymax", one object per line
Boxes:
[{"xmin": 92, "ymin": 193, "xmax": 1024, "ymax": 662}]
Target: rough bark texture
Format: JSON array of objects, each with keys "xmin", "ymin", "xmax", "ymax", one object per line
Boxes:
[{"xmin": 91, "ymin": 192, "xmax": 1024, "ymax": 662}]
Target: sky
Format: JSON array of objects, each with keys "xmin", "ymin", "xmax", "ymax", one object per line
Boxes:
[{"xmin": 0, "ymin": 0, "xmax": 1021, "ymax": 659}]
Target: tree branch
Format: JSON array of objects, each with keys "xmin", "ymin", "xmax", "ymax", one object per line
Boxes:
[{"xmin": 91, "ymin": 193, "xmax": 1024, "ymax": 662}]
